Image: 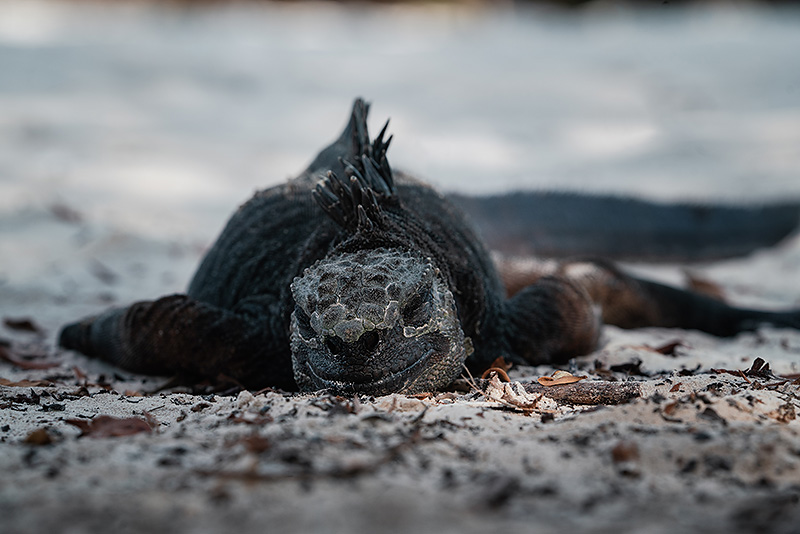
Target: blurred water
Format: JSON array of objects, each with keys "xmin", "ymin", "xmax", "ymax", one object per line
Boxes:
[{"xmin": 0, "ymin": 0, "xmax": 799, "ymax": 244}]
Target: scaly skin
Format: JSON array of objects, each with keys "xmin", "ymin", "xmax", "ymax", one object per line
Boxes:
[{"xmin": 59, "ymin": 98, "xmax": 800, "ymax": 394}]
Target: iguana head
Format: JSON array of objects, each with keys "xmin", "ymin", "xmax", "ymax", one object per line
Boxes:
[{"xmin": 290, "ymin": 248, "xmax": 472, "ymax": 395}]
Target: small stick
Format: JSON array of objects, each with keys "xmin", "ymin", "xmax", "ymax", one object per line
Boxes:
[{"xmin": 474, "ymin": 378, "xmax": 641, "ymax": 406}]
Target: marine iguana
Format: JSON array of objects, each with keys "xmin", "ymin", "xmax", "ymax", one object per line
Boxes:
[{"xmin": 59, "ymin": 98, "xmax": 800, "ymax": 395}]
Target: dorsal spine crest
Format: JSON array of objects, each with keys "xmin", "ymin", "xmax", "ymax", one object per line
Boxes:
[{"xmin": 313, "ymin": 99, "xmax": 396, "ymax": 233}]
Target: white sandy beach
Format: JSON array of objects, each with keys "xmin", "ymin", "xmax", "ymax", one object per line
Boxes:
[{"xmin": 2, "ymin": 2, "xmax": 800, "ymax": 532}]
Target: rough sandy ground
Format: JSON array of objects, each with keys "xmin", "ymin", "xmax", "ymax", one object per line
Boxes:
[
  {"xmin": 2, "ymin": 2, "xmax": 800, "ymax": 533},
  {"xmin": 3, "ymin": 303, "xmax": 800, "ymax": 534}
]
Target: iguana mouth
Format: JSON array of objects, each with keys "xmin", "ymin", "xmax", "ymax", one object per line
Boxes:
[{"xmin": 301, "ymin": 348, "xmax": 437, "ymax": 396}]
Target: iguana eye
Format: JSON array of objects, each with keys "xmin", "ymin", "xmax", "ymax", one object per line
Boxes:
[{"xmin": 401, "ymin": 289, "xmax": 432, "ymax": 327}]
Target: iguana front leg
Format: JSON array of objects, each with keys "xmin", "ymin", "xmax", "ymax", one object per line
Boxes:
[{"xmin": 59, "ymin": 294, "xmax": 294, "ymax": 389}]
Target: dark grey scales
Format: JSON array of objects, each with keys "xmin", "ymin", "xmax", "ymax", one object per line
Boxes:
[{"xmin": 59, "ymin": 98, "xmax": 800, "ymax": 395}]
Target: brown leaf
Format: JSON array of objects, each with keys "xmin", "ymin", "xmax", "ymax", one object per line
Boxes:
[
  {"xmin": 3, "ymin": 317, "xmax": 45, "ymax": 335},
  {"xmin": 537, "ymin": 370, "xmax": 587, "ymax": 387},
  {"xmin": 191, "ymin": 402, "xmax": 211, "ymax": 412},
  {"xmin": 609, "ymin": 359, "xmax": 646, "ymax": 376},
  {"xmin": 611, "ymin": 440, "xmax": 640, "ymax": 463},
  {"xmin": 669, "ymin": 383, "xmax": 682, "ymax": 393},
  {"xmin": 66, "ymin": 415, "xmax": 154, "ymax": 438},
  {"xmin": 227, "ymin": 413, "xmax": 274, "ymax": 425},
  {"xmin": 24, "ymin": 428, "xmax": 54, "ymax": 446},
  {"xmin": 481, "ymin": 367, "xmax": 511, "ymax": 382},
  {"xmin": 0, "ymin": 378, "xmax": 53, "ymax": 387},
  {"xmin": 626, "ymin": 342, "xmax": 685, "ymax": 357},
  {"xmin": 746, "ymin": 357, "xmax": 773, "ymax": 379},
  {"xmin": 684, "ymin": 271, "xmax": 727, "ymax": 302},
  {"xmin": 65, "ymin": 419, "xmax": 91, "ymax": 434},
  {"xmin": 767, "ymin": 403, "xmax": 796, "ymax": 424},
  {"xmin": 484, "ymin": 375, "xmax": 551, "ymax": 413},
  {"xmin": 0, "ymin": 345, "xmax": 60, "ymax": 370},
  {"xmin": 698, "ymin": 407, "xmax": 728, "ymax": 426},
  {"xmin": 662, "ymin": 401, "xmax": 679, "ymax": 416},
  {"xmin": 651, "ymin": 341, "xmax": 685, "ymax": 356},
  {"xmin": 489, "ymin": 356, "xmax": 512, "ymax": 373},
  {"xmin": 310, "ymin": 395, "xmax": 360, "ymax": 415},
  {"xmin": 238, "ymin": 435, "xmax": 271, "ymax": 454},
  {"xmin": 73, "ymin": 366, "xmax": 88, "ymax": 381},
  {"xmin": 480, "ymin": 356, "xmax": 513, "ymax": 381}
]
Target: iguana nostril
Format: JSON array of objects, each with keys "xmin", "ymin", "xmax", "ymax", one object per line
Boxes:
[
  {"xmin": 326, "ymin": 330, "xmax": 379, "ymax": 355},
  {"xmin": 361, "ymin": 330, "xmax": 379, "ymax": 352},
  {"xmin": 325, "ymin": 336, "xmax": 346, "ymax": 355}
]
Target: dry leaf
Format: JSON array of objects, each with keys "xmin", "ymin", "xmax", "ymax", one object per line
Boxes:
[
  {"xmin": 481, "ymin": 367, "xmax": 511, "ymax": 381},
  {"xmin": 3, "ymin": 317, "xmax": 45, "ymax": 335},
  {"xmin": 537, "ymin": 370, "xmax": 587, "ymax": 387},
  {"xmin": 73, "ymin": 366, "xmax": 88, "ymax": 381},
  {"xmin": 609, "ymin": 360, "xmax": 646, "ymax": 376},
  {"xmin": 652, "ymin": 341, "xmax": 684, "ymax": 356},
  {"xmin": 488, "ymin": 356, "xmax": 512, "ymax": 372},
  {"xmin": 625, "ymin": 342, "xmax": 684, "ymax": 357},
  {"xmin": 698, "ymin": 407, "xmax": 728, "ymax": 426},
  {"xmin": 480, "ymin": 356, "xmax": 513, "ymax": 381},
  {"xmin": 237, "ymin": 435, "xmax": 272, "ymax": 454},
  {"xmin": 611, "ymin": 439, "xmax": 641, "ymax": 477},
  {"xmin": 484, "ymin": 374, "xmax": 556, "ymax": 413},
  {"xmin": 66, "ymin": 415, "xmax": 154, "ymax": 438},
  {"xmin": 24, "ymin": 428, "xmax": 54, "ymax": 446},
  {"xmin": 0, "ymin": 378, "xmax": 53, "ymax": 387},
  {"xmin": 669, "ymin": 383, "xmax": 682, "ymax": 393},
  {"xmin": 767, "ymin": 403, "xmax": 796, "ymax": 424},
  {"xmin": 746, "ymin": 358, "xmax": 772, "ymax": 379},
  {"xmin": 227, "ymin": 413, "xmax": 274, "ymax": 425},
  {"xmin": 0, "ymin": 345, "xmax": 60, "ymax": 370},
  {"xmin": 611, "ymin": 440, "xmax": 640, "ymax": 463},
  {"xmin": 684, "ymin": 271, "xmax": 727, "ymax": 301},
  {"xmin": 662, "ymin": 401, "xmax": 679, "ymax": 416}
]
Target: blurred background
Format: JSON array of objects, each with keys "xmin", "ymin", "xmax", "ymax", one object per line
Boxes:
[{"xmin": 1, "ymin": 0, "xmax": 799, "ymax": 312}]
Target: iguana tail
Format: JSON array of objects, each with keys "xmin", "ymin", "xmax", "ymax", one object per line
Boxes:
[{"xmin": 448, "ymin": 191, "xmax": 800, "ymax": 262}]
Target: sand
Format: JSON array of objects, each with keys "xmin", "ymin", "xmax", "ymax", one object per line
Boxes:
[
  {"xmin": 2, "ymin": 2, "xmax": 800, "ymax": 532},
  {"xmin": 3, "ymin": 304, "xmax": 800, "ymax": 533}
]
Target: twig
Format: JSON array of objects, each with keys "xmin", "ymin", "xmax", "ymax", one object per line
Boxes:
[
  {"xmin": 474, "ymin": 378, "xmax": 640, "ymax": 405},
  {"xmin": 737, "ymin": 370, "xmax": 751, "ymax": 384}
]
